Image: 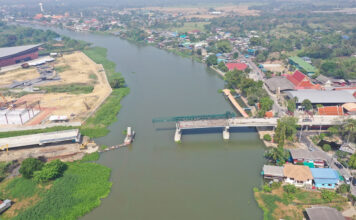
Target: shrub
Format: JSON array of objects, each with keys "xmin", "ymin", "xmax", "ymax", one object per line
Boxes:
[
  {"xmin": 321, "ymin": 190, "xmax": 336, "ymax": 202},
  {"xmin": 322, "ymin": 144, "xmax": 331, "ymax": 152},
  {"xmin": 19, "ymin": 158, "xmax": 44, "ymax": 179},
  {"xmin": 283, "ymin": 184, "xmax": 297, "ymax": 194},
  {"xmin": 337, "ymin": 184, "xmax": 350, "ymax": 194},
  {"xmin": 271, "ymin": 182, "xmax": 281, "ymax": 189},
  {"xmin": 33, "ymin": 159, "xmax": 67, "ymax": 183},
  {"xmin": 263, "ymin": 184, "xmax": 272, "ymax": 193},
  {"xmin": 263, "ymin": 134, "xmax": 272, "ymax": 142}
]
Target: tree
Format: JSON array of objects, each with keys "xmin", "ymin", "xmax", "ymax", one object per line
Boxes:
[
  {"xmin": 327, "ymin": 126, "xmax": 339, "ymax": 136},
  {"xmin": 250, "ymin": 37, "xmax": 262, "ymax": 46},
  {"xmin": 110, "ymin": 77, "xmax": 125, "ymax": 89},
  {"xmin": 258, "ymin": 97, "xmax": 274, "ymax": 117},
  {"xmin": 265, "ymin": 146, "xmax": 289, "ymax": 165},
  {"xmin": 322, "ymin": 144, "xmax": 331, "ymax": 152},
  {"xmin": 216, "ymin": 40, "xmax": 232, "ymax": 53},
  {"xmin": 263, "ymin": 134, "xmax": 272, "ymax": 141},
  {"xmin": 233, "ymin": 52, "xmax": 239, "ymax": 59},
  {"xmin": 19, "ymin": 158, "xmax": 44, "ymax": 179},
  {"xmin": 301, "ymin": 99, "xmax": 313, "ymax": 111},
  {"xmin": 206, "ymin": 55, "xmax": 217, "ymax": 66},
  {"xmin": 287, "ymin": 99, "xmax": 296, "ymax": 113},
  {"xmin": 218, "ymin": 62, "xmax": 228, "ymax": 72},
  {"xmin": 283, "ymin": 184, "xmax": 297, "ymax": 194},
  {"xmin": 33, "ymin": 159, "xmax": 67, "ymax": 183},
  {"xmin": 274, "ymin": 117, "xmax": 298, "ymax": 146},
  {"xmin": 343, "ymin": 119, "xmax": 356, "ymax": 144},
  {"xmin": 348, "ymin": 154, "xmax": 356, "ymax": 169},
  {"xmin": 337, "ymin": 184, "xmax": 350, "ymax": 194}
]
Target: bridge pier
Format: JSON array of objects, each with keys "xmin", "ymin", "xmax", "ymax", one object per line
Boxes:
[
  {"xmin": 174, "ymin": 124, "xmax": 182, "ymax": 143},
  {"xmin": 223, "ymin": 126, "xmax": 230, "ymax": 140}
]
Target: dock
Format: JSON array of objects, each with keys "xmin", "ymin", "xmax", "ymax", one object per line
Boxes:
[{"xmin": 223, "ymin": 89, "xmax": 249, "ymax": 118}]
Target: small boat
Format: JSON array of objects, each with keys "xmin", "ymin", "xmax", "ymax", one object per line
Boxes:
[{"xmin": 124, "ymin": 127, "xmax": 135, "ymax": 145}]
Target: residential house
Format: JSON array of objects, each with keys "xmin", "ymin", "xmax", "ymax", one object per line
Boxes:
[
  {"xmin": 289, "ymin": 149, "xmax": 327, "ymax": 168},
  {"xmin": 262, "ymin": 165, "xmax": 284, "ymax": 182},
  {"xmin": 283, "ymin": 164, "xmax": 313, "ymax": 187},
  {"xmin": 342, "ymin": 103, "xmax": 356, "ymax": 115},
  {"xmin": 310, "ymin": 168, "xmax": 340, "ymax": 189},
  {"xmin": 339, "ymin": 142, "xmax": 356, "ymax": 154},
  {"xmin": 305, "ymin": 206, "xmax": 345, "ymax": 220}
]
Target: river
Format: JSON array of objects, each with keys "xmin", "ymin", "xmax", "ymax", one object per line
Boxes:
[{"xmin": 23, "ymin": 25, "xmax": 266, "ymax": 220}]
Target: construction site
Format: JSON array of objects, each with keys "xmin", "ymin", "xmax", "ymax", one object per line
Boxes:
[
  {"xmin": 0, "ymin": 51, "xmax": 112, "ymax": 127},
  {"xmin": 0, "ymin": 48, "xmax": 113, "ymax": 161}
]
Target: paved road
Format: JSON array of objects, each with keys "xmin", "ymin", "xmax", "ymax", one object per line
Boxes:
[
  {"xmin": 237, "ymin": 51, "xmax": 285, "ymax": 117},
  {"xmin": 299, "ymin": 130, "xmax": 356, "ymax": 196}
]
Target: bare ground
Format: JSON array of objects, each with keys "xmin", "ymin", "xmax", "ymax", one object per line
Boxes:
[{"xmin": 2, "ymin": 52, "xmax": 112, "ymax": 125}]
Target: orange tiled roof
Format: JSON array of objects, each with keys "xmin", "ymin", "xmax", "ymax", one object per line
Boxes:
[{"xmin": 318, "ymin": 106, "xmax": 344, "ymax": 116}]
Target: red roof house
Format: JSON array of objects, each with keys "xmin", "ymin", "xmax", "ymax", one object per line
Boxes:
[
  {"xmin": 226, "ymin": 63, "xmax": 248, "ymax": 71},
  {"xmin": 318, "ymin": 106, "xmax": 344, "ymax": 116},
  {"xmin": 287, "ymin": 70, "xmax": 321, "ymax": 90}
]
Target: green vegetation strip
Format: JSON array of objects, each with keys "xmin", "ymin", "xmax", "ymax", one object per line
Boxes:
[
  {"xmin": 80, "ymin": 88, "xmax": 129, "ymax": 138},
  {"xmin": 4, "ymin": 162, "xmax": 111, "ymax": 220},
  {"xmin": 0, "ymin": 126, "xmax": 78, "ymax": 139},
  {"xmin": 40, "ymin": 83, "xmax": 94, "ymax": 94},
  {"xmin": 81, "ymin": 47, "xmax": 130, "ymax": 138}
]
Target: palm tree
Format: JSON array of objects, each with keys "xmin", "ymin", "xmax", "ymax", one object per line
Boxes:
[{"xmin": 344, "ymin": 119, "xmax": 356, "ymax": 144}]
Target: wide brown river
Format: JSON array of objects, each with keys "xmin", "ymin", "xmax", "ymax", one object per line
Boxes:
[{"xmin": 26, "ymin": 25, "xmax": 266, "ymax": 220}]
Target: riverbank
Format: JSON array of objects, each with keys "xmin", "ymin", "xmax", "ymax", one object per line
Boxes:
[
  {"xmin": 0, "ymin": 154, "xmax": 111, "ymax": 220},
  {"xmin": 80, "ymin": 47, "xmax": 129, "ymax": 138}
]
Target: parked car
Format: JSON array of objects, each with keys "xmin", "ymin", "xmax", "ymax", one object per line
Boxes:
[
  {"xmin": 302, "ymin": 118, "xmax": 312, "ymax": 122},
  {"xmin": 352, "ymin": 178, "xmax": 356, "ymax": 186},
  {"xmin": 334, "ymin": 162, "xmax": 343, "ymax": 169},
  {"xmin": 345, "ymin": 177, "xmax": 351, "ymax": 185}
]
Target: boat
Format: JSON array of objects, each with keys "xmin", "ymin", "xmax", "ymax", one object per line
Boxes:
[{"xmin": 124, "ymin": 127, "xmax": 135, "ymax": 145}]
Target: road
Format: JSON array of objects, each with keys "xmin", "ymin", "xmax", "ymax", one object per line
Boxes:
[
  {"xmin": 299, "ymin": 130, "xmax": 356, "ymax": 196},
  {"xmin": 237, "ymin": 51, "xmax": 285, "ymax": 117}
]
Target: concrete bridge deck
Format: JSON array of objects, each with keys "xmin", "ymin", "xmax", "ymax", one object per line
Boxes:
[{"xmin": 174, "ymin": 115, "xmax": 353, "ymax": 142}]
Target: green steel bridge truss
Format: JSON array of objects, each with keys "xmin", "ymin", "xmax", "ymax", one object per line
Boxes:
[{"xmin": 152, "ymin": 111, "xmax": 236, "ymax": 123}]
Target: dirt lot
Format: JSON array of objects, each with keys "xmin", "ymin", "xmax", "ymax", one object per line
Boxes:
[
  {"xmin": 138, "ymin": 5, "xmax": 259, "ymax": 19},
  {"xmin": 0, "ymin": 141, "xmax": 99, "ymax": 162},
  {"xmin": 2, "ymin": 52, "xmax": 112, "ymax": 124}
]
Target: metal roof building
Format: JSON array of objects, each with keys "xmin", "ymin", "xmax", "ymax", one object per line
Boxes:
[
  {"xmin": 265, "ymin": 77, "xmax": 294, "ymax": 93},
  {"xmin": 305, "ymin": 206, "xmax": 345, "ymax": 220},
  {"xmin": 286, "ymin": 90, "xmax": 356, "ymax": 104},
  {"xmin": 0, "ymin": 44, "xmax": 42, "ymax": 68}
]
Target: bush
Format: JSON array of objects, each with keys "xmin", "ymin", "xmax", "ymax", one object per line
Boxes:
[
  {"xmin": 283, "ymin": 184, "xmax": 297, "ymax": 194},
  {"xmin": 322, "ymin": 144, "xmax": 331, "ymax": 152},
  {"xmin": 337, "ymin": 184, "xmax": 350, "ymax": 194},
  {"xmin": 271, "ymin": 182, "xmax": 281, "ymax": 189},
  {"xmin": 321, "ymin": 190, "xmax": 336, "ymax": 202},
  {"xmin": 19, "ymin": 158, "xmax": 44, "ymax": 179},
  {"xmin": 33, "ymin": 160, "xmax": 67, "ymax": 183},
  {"xmin": 263, "ymin": 134, "xmax": 272, "ymax": 141},
  {"xmin": 263, "ymin": 184, "xmax": 272, "ymax": 193}
]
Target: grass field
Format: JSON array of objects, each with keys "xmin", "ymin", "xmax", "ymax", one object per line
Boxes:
[
  {"xmin": 170, "ymin": 22, "xmax": 209, "ymax": 33},
  {"xmin": 0, "ymin": 161, "xmax": 111, "ymax": 220}
]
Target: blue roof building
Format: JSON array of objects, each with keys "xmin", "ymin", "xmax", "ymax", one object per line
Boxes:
[{"xmin": 310, "ymin": 168, "xmax": 339, "ymax": 189}]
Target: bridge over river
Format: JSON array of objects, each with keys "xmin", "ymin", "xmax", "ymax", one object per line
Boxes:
[{"xmin": 154, "ymin": 113, "xmax": 353, "ymax": 142}]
